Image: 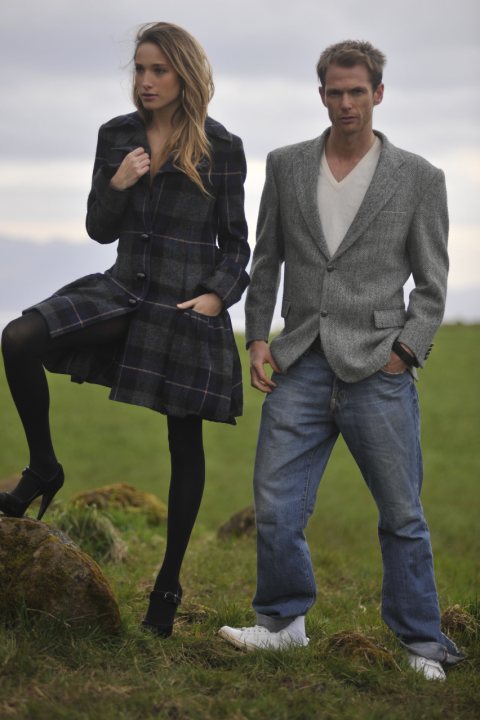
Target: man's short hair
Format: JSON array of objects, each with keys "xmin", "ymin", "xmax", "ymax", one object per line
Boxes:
[{"xmin": 316, "ymin": 41, "xmax": 386, "ymax": 90}]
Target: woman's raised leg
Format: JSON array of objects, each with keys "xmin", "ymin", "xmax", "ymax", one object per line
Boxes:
[{"xmin": 1, "ymin": 311, "xmax": 130, "ymax": 518}]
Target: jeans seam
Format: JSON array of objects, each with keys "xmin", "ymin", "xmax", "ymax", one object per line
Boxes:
[
  {"xmin": 301, "ymin": 449, "xmax": 316, "ymax": 598},
  {"xmin": 411, "ymin": 382, "xmax": 422, "ymax": 492}
]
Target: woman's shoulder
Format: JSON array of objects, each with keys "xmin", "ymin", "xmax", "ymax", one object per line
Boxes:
[
  {"xmin": 99, "ymin": 112, "xmax": 143, "ymax": 132},
  {"xmin": 205, "ymin": 117, "xmax": 243, "ymax": 148}
]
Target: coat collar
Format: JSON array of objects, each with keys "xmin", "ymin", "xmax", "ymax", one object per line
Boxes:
[
  {"xmin": 102, "ymin": 112, "xmax": 232, "ymax": 142},
  {"xmin": 205, "ymin": 116, "xmax": 232, "ymax": 142},
  {"xmin": 293, "ymin": 129, "xmax": 406, "ymax": 259},
  {"xmin": 102, "ymin": 112, "xmax": 232, "ymax": 175}
]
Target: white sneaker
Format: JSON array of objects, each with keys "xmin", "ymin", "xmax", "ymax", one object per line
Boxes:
[
  {"xmin": 218, "ymin": 624, "xmax": 309, "ymax": 651},
  {"xmin": 408, "ymin": 653, "xmax": 446, "ymax": 681}
]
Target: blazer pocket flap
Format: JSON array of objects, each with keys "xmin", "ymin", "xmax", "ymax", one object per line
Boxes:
[
  {"xmin": 374, "ymin": 309, "xmax": 406, "ymax": 328},
  {"xmin": 281, "ymin": 299, "xmax": 291, "ymax": 318}
]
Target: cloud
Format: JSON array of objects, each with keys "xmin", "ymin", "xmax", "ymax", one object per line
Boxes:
[
  {"xmin": 2, "ymin": 0, "xmax": 478, "ymax": 79},
  {"xmin": 448, "ymin": 225, "xmax": 480, "ymax": 288},
  {"xmin": 0, "ymin": 158, "xmax": 266, "ymax": 245},
  {"xmin": 2, "ymin": 0, "xmax": 479, "ymax": 160}
]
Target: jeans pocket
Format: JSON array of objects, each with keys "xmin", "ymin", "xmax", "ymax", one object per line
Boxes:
[{"xmin": 379, "ymin": 368, "xmax": 408, "ymax": 376}]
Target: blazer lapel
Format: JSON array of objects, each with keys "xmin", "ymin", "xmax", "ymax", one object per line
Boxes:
[
  {"xmin": 293, "ymin": 131, "xmax": 331, "ymax": 259},
  {"xmin": 332, "ymin": 133, "xmax": 406, "ymax": 260}
]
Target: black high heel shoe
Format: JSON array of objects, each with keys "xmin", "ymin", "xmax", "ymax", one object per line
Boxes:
[
  {"xmin": 141, "ymin": 584, "xmax": 183, "ymax": 638},
  {"xmin": 0, "ymin": 465, "xmax": 64, "ymax": 521}
]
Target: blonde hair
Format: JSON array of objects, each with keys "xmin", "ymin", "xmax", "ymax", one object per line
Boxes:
[{"xmin": 133, "ymin": 22, "xmax": 214, "ymax": 194}]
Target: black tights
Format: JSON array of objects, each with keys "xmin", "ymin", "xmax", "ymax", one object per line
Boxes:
[{"xmin": 1, "ymin": 312, "xmax": 205, "ymax": 591}]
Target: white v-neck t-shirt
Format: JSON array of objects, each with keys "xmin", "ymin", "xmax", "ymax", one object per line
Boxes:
[{"xmin": 317, "ymin": 136, "xmax": 381, "ymax": 257}]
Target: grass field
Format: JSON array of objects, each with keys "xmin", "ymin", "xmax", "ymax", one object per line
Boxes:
[{"xmin": 0, "ymin": 324, "xmax": 479, "ymax": 719}]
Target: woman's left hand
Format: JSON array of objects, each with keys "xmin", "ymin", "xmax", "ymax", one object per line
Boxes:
[{"xmin": 177, "ymin": 293, "xmax": 223, "ymax": 317}]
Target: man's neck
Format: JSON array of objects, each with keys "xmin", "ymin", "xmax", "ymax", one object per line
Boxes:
[
  {"xmin": 324, "ymin": 128, "xmax": 377, "ymax": 182},
  {"xmin": 326, "ymin": 127, "xmax": 376, "ymax": 162}
]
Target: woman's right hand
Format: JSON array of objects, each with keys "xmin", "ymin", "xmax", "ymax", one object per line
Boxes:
[{"xmin": 110, "ymin": 148, "xmax": 150, "ymax": 191}]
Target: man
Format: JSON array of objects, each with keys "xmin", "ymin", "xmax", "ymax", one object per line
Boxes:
[{"xmin": 219, "ymin": 41, "xmax": 464, "ymax": 681}]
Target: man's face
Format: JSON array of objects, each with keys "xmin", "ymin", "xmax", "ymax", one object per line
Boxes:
[{"xmin": 319, "ymin": 63, "xmax": 384, "ymax": 136}]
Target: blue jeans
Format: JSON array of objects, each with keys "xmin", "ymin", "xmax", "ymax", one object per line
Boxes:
[{"xmin": 253, "ymin": 350, "xmax": 461, "ymax": 663}]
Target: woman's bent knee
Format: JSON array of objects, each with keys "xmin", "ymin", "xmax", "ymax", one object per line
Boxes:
[{"xmin": 1, "ymin": 313, "xmax": 49, "ymax": 360}]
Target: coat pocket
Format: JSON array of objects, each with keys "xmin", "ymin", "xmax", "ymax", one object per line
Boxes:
[
  {"xmin": 373, "ymin": 308, "xmax": 407, "ymax": 328},
  {"xmin": 162, "ymin": 310, "xmax": 235, "ymax": 420}
]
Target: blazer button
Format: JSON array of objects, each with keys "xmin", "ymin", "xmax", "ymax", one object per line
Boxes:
[
  {"xmin": 320, "ymin": 310, "xmax": 328, "ymax": 317},
  {"xmin": 326, "ymin": 266, "xmax": 335, "ymax": 272},
  {"xmin": 141, "ymin": 233, "xmax": 150, "ymax": 241},
  {"xmin": 128, "ymin": 298, "xmax": 137, "ymax": 306},
  {"xmin": 136, "ymin": 272, "xmax": 146, "ymax": 280}
]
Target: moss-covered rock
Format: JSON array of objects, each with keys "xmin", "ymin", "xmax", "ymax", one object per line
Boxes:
[
  {"xmin": 52, "ymin": 504, "xmax": 128, "ymax": 563},
  {"xmin": 0, "ymin": 517, "xmax": 120, "ymax": 632},
  {"xmin": 73, "ymin": 483, "xmax": 167, "ymax": 526},
  {"xmin": 217, "ymin": 505, "xmax": 255, "ymax": 540}
]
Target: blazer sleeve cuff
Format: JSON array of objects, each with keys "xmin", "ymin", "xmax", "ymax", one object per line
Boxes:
[{"xmin": 397, "ymin": 325, "xmax": 438, "ymax": 367}]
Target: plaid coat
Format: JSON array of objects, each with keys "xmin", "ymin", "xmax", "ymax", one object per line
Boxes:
[{"xmin": 29, "ymin": 113, "xmax": 250, "ymax": 423}]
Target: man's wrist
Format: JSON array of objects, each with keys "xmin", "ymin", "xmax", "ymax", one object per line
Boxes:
[
  {"xmin": 247, "ymin": 339, "xmax": 267, "ymax": 350},
  {"xmin": 392, "ymin": 340, "xmax": 419, "ymax": 368}
]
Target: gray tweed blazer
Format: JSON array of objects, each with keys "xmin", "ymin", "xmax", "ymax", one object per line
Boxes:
[{"xmin": 245, "ymin": 130, "xmax": 449, "ymax": 382}]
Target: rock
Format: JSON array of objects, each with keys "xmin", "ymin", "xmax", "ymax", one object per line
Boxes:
[
  {"xmin": 217, "ymin": 505, "xmax": 256, "ymax": 540},
  {"xmin": 0, "ymin": 516, "xmax": 121, "ymax": 632},
  {"xmin": 73, "ymin": 483, "xmax": 167, "ymax": 526}
]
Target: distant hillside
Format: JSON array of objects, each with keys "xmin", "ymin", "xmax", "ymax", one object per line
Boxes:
[{"xmin": 0, "ymin": 236, "xmax": 117, "ymax": 315}]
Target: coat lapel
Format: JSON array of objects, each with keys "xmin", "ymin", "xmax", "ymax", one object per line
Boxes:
[
  {"xmin": 332, "ymin": 133, "xmax": 406, "ymax": 260},
  {"xmin": 108, "ymin": 113, "xmax": 148, "ymax": 151},
  {"xmin": 293, "ymin": 131, "xmax": 331, "ymax": 259}
]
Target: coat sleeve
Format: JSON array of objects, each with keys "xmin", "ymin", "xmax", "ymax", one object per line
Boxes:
[
  {"xmin": 244, "ymin": 152, "xmax": 285, "ymax": 345},
  {"xmin": 199, "ymin": 136, "xmax": 250, "ymax": 309},
  {"xmin": 85, "ymin": 125, "xmax": 132, "ymax": 244},
  {"xmin": 397, "ymin": 168, "xmax": 449, "ymax": 365}
]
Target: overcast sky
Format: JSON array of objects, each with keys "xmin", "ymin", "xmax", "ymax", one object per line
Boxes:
[{"xmin": 0, "ymin": 0, "xmax": 479, "ymax": 323}]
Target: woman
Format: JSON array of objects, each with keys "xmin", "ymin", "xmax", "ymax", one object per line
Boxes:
[{"xmin": 0, "ymin": 22, "xmax": 250, "ymax": 637}]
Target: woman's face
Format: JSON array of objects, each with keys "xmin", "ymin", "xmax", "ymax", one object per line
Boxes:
[{"xmin": 134, "ymin": 42, "xmax": 182, "ymax": 116}]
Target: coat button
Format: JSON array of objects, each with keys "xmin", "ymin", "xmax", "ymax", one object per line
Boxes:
[
  {"xmin": 141, "ymin": 233, "xmax": 150, "ymax": 241},
  {"xmin": 128, "ymin": 298, "xmax": 137, "ymax": 306},
  {"xmin": 320, "ymin": 310, "xmax": 328, "ymax": 317},
  {"xmin": 136, "ymin": 272, "xmax": 146, "ymax": 280},
  {"xmin": 326, "ymin": 266, "xmax": 335, "ymax": 272}
]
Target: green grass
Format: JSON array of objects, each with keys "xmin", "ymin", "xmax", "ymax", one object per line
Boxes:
[{"xmin": 1, "ymin": 325, "xmax": 479, "ymax": 719}]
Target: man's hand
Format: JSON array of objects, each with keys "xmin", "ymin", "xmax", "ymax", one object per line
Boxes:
[
  {"xmin": 382, "ymin": 352, "xmax": 407, "ymax": 374},
  {"xmin": 382, "ymin": 343, "xmax": 414, "ymax": 374},
  {"xmin": 177, "ymin": 293, "xmax": 223, "ymax": 317},
  {"xmin": 110, "ymin": 148, "xmax": 150, "ymax": 191},
  {"xmin": 249, "ymin": 340, "xmax": 281, "ymax": 393}
]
